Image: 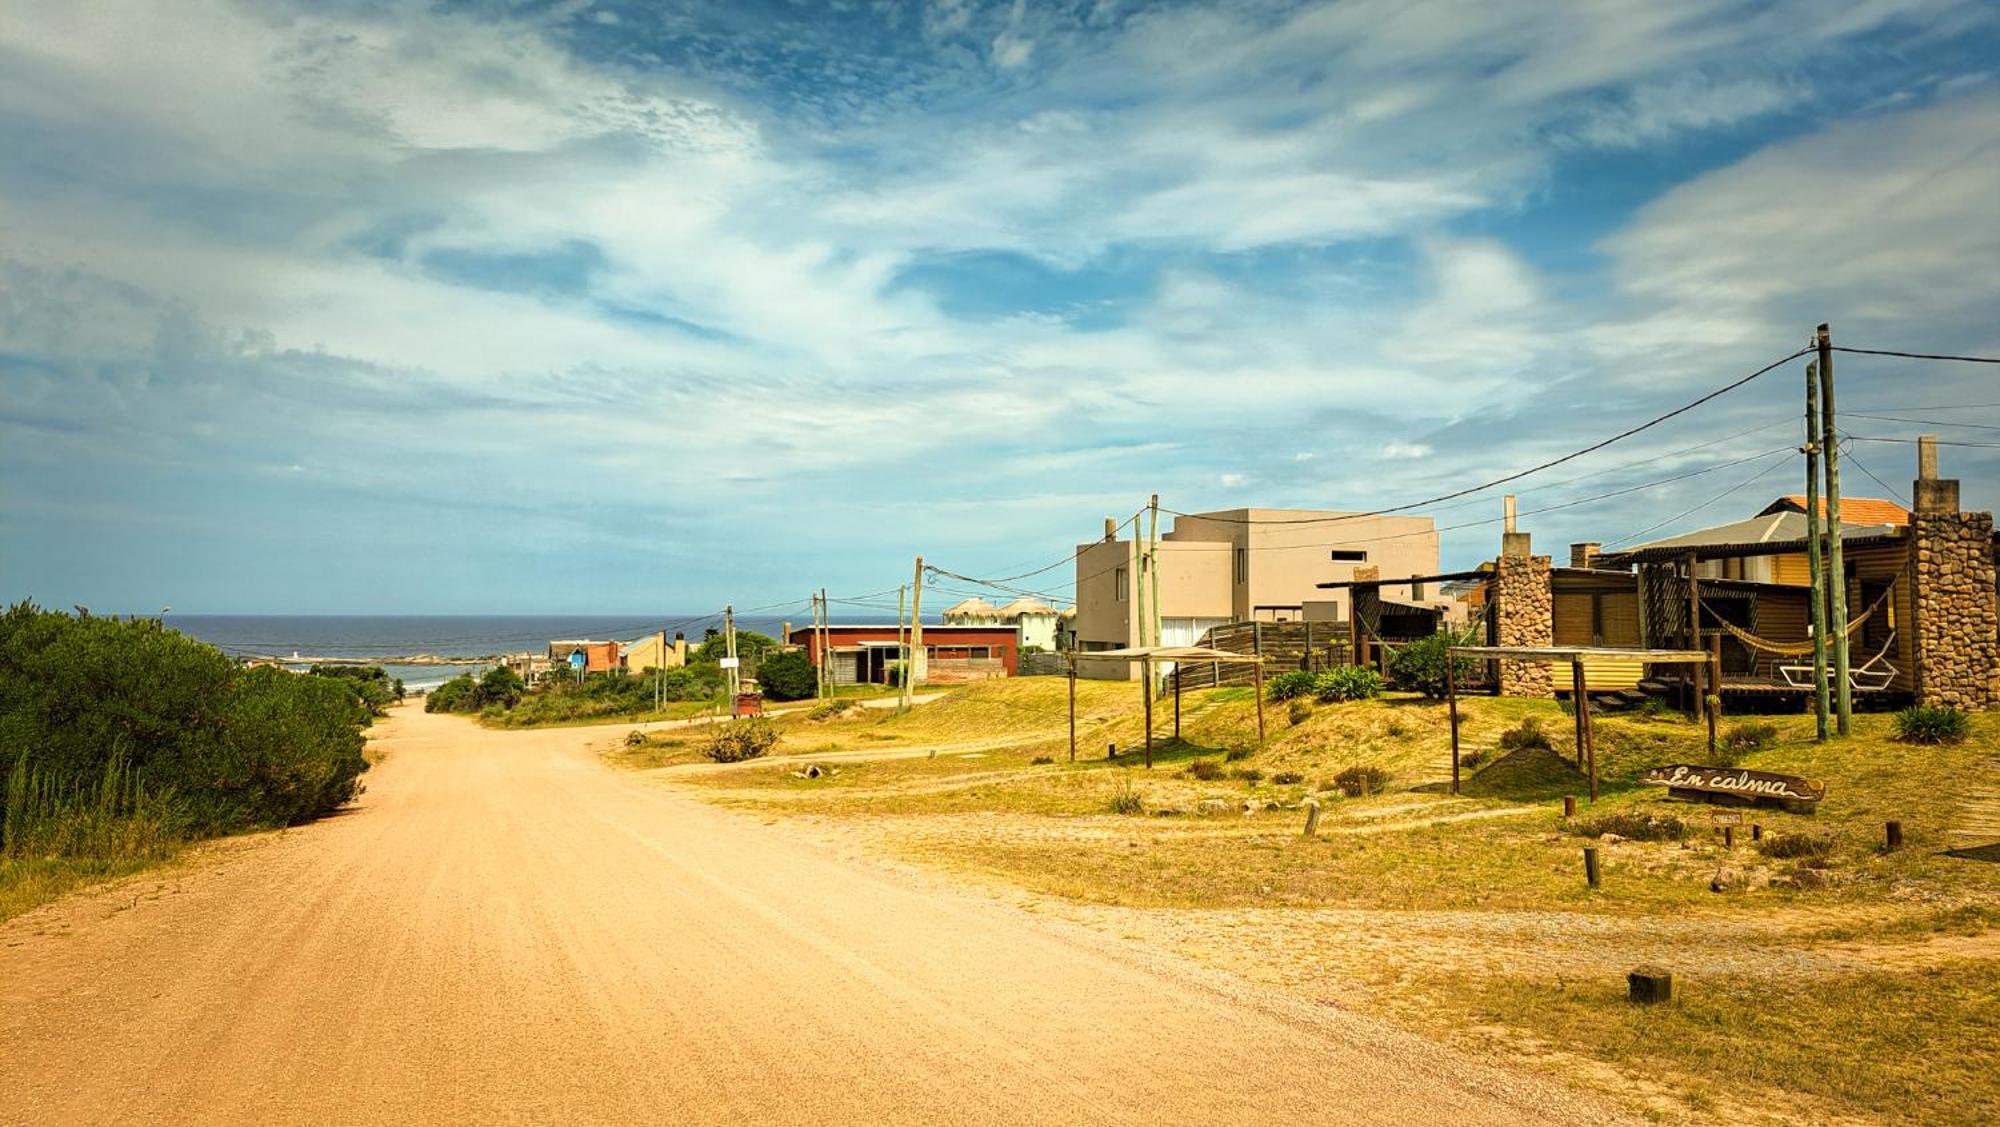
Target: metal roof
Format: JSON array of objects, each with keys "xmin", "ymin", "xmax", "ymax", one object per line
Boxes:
[{"xmin": 1599, "ymin": 512, "xmax": 1903, "ymax": 563}]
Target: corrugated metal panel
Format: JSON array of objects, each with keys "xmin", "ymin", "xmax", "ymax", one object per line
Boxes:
[
  {"xmin": 1553, "ymin": 594, "xmax": 1594, "ymax": 647},
  {"xmin": 1771, "ymin": 553, "xmax": 1811, "ymax": 586},
  {"xmin": 1583, "ymin": 658, "xmax": 1644, "ymax": 690},
  {"xmin": 1601, "ymin": 594, "xmax": 1641, "ymax": 646}
]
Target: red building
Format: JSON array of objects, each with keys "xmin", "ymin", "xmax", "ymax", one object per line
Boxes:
[{"xmin": 787, "ymin": 623, "xmax": 1018, "ymax": 684}]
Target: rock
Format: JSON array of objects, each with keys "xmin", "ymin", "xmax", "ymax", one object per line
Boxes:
[
  {"xmin": 1709, "ymin": 865, "xmax": 1772, "ymax": 892},
  {"xmin": 1599, "ymin": 833, "xmax": 1626, "ymax": 845},
  {"xmin": 1196, "ymin": 799, "xmax": 1231, "ymax": 817}
]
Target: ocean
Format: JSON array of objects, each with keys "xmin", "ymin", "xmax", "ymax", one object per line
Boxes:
[{"xmin": 168, "ymin": 613, "xmax": 899, "ymax": 690}]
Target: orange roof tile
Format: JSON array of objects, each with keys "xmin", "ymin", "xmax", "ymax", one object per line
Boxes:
[{"xmin": 1763, "ymin": 495, "xmax": 1909, "ymax": 526}]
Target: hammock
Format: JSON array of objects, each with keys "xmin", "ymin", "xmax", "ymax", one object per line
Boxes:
[{"xmin": 1713, "ymin": 580, "xmax": 1897, "ymax": 657}]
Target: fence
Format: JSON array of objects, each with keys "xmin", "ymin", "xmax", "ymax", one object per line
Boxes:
[{"xmin": 1168, "ymin": 620, "xmax": 1354, "ymax": 691}]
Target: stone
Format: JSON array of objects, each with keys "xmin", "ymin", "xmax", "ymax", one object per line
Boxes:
[{"xmin": 1196, "ymin": 799, "xmax": 1231, "ymax": 817}]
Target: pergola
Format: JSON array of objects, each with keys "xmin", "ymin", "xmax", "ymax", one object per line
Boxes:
[
  {"xmin": 1446, "ymin": 645, "xmax": 1712, "ymax": 801},
  {"xmin": 1068, "ymin": 646, "xmax": 1272, "ymax": 767}
]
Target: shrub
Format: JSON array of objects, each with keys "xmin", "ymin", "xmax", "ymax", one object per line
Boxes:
[
  {"xmin": 703, "ymin": 719, "xmax": 779, "ymax": 763},
  {"xmin": 1572, "ymin": 811, "xmax": 1686, "ymax": 841},
  {"xmin": 1458, "ymin": 747, "xmax": 1488, "ymax": 771},
  {"xmin": 1498, "ymin": 717, "xmax": 1554, "ymax": 753},
  {"xmin": 754, "ymin": 649, "xmax": 816, "ymax": 702},
  {"xmin": 1894, "ymin": 704, "xmax": 1970, "ymax": 745},
  {"xmin": 1272, "ymin": 771, "xmax": 1304, "ymax": 785},
  {"xmin": 1331, "ymin": 765, "xmax": 1389, "ymax": 797},
  {"xmin": 808, "ymin": 699, "xmax": 857, "ymax": 721},
  {"xmin": 1230, "ymin": 767, "xmax": 1265, "ymax": 783},
  {"xmin": 1386, "ymin": 630, "xmax": 1478, "ymax": 699},
  {"xmin": 1224, "ymin": 746, "xmax": 1253, "ymax": 762},
  {"xmin": 1757, "ymin": 832, "xmax": 1836, "ymax": 862},
  {"xmin": 1314, "ymin": 665, "xmax": 1383, "ymax": 703},
  {"xmin": 1107, "ymin": 778, "xmax": 1145, "ymax": 815},
  {"xmin": 1287, "ymin": 698, "xmax": 1315, "ymax": 726},
  {"xmin": 1267, "ymin": 670, "xmax": 1318, "ymax": 701},
  {"xmin": 307, "ymin": 664, "xmax": 400, "ymax": 717},
  {"xmin": 625, "ymin": 729, "xmax": 647, "ymax": 747},
  {"xmin": 1030, "ymin": 755, "xmax": 1054, "ymax": 766},
  {"xmin": 1185, "ymin": 758, "xmax": 1225, "ymax": 781},
  {"xmin": 1384, "ymin": 718, "xmax": 1409, "ymax": 738},
  {"xmin": 1718, "ymin": 721, "xmax": 1779, "ymax": 766}
]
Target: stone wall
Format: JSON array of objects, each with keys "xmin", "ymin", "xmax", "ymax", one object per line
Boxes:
[
  {"xmin": 1911, "ymin": 509, "xmax": 1999, "ymax": 709},
  {"xmin": 1493, "ymin": 549, "xmax": 1554, "ymax": 698}
]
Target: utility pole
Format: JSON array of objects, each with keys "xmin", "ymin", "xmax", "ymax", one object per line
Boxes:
[
  {"xmin": 724, "ymin": 604, "xmax": 739, "ymax": 711},
  {"xmin": 1804, "ymin": 359, "xmax": 1830, "ymax": 741},
  {"xmin": 1818, "ymin": 323, "xmax": 1852, "ymax": 735},
  {"xmin": 1132, "ymin": 508, "xmax": 1148, "ymax": 651},
  {"xmin": 907, "ymin": 555, "xmax": 925, "ymax": 706},
  {"xmin": 896, "ymin": 584, "xmax": 909, "ymax": 714},
  {"xmin": 655, "ymin": 631, "xmax": 665, "ymax": 715},
  {"xmin": 819, "ymin": 587, "xmax": 831, "ymax": 697},
  {"xmin": 809, "ymin": 593, "xmax": 823, "ymax": 700},
  {"xmin": 1148, "ymin": 493, "xmax": 1163, "ymax": 696}
]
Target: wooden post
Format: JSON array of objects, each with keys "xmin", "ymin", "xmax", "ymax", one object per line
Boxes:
[
  {"xmin": 906, "ymin": 555, "xmax": 925, "ymax": 709},
  {"xmin": 1627, "ymin": 969, "xmax": 1672, "ymax": 1005},
  {"xmin": 1752, "ymin": 823, "xmax": 1763, "ymax": 841},
  {"xmin": 1723, "ymin": 825, "xmax": 1735, "ymax": 849},
  {"xmin": 895, "ymin": 585, "xmax": 908, "ymax": 713},
  {"xmin": 1253, "ymin": 657, "xmax": 1266, "ymax": 744},
  {"xmin": 1447, "ymin": 654, "xmax": 1461, "ymax": 796},
  {"xmin": 1886, "ymin": 821, "xmax": 1903, "ymax": 851},
  {"xmin": 1174, "ymin": 665, "xmax": 1182, "ymax": 740},
  {"xmin": 1302, "ymin": 797, "xmax": 1320, "ymax": 836},
  {"xmin": 1570, "ymin": 657, "xmax": 1588, "ymax": 768},
  {"xmin": 1148, "ymin": 494, "xmax": 1162, "ymax": 659},
  {"xmin": 1707, "ymin": 634, "xmax": 1722, "ymax": 759},
  {"xmin": 1684, "ymin": 552, "xmax": 1701, "ymax": 714},
  {"xmin": 1819, "ymin": 324, "xmax": 1852, "ymax": 735},
  {"xmin": 1804, "ymin": 359, "xmax": 1830, "ymax": 741},
  {"xmin": 1563, "ymin": 795, "xmax": 1577, "ymax": 819},
  {"xmin": 1583, "ymin": 845, "xmax": 1601, "ymax": 888},
  {"xmin": 1142, "ymin": 657, "xmax": 1153, "ymax": 769},
  {"xmin": 1067, "ymin": 651, "xmax": 1077, "ymax": 762},
  {"xmin": 1578, "ymin": 662, "xmax": 1598, "ymax": 803}
]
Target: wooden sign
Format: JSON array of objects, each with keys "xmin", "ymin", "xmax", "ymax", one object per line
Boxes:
[{"xmin": 1642, "ymin": 764, "xmax": 1824, "ymax": 808}]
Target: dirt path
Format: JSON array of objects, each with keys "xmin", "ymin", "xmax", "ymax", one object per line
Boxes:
[{"xmin": 0, "ymin": 704, "xmax": 1627, "ymax": 1126}]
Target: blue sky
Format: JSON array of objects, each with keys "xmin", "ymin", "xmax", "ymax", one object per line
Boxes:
[{"xmin": 3, "ymin": 0, "xmax": 1997, "ymax": 615}]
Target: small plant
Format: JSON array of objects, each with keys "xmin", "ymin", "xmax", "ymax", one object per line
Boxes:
[
  {"xmin": 1637, "ymin": 697, "xmax": 1674, "ymax": 721},
  {"xmin": 1224, "ymin": 746, "xmax": 1253, "ymax": 762},
  {"xmin": 1030, "ymin": 755, "xmax": 1054, "ymax": 765},
  {"xmin": 1498, "ymin": 716, "xmax": 1553, "ymax": 752},
  {"xmin": 703, "ymin": 718, "xmax": 779, "ymax": 763},
  {"xmin": 1287, "ymin": 698, "xmax": 1315, "ymax": 726},
  {"xmin": 624, "ymin": 729, "xmax": 647, "ymax": 747},
  {"xmin": 1757, "ymin": 831, "xmax": 1836, "ymax": 862},
  {"xmin": 1106, "ymin": 777, "xmax": 1145, "ymax": 815},
  {"xmin": 1458, "ymin": 747, "xmax": 1487, "ymax": 771},
  {"xmin": 1331, "ymin": 765, "xmax": 1389, "ymax": 797},
  {"xmin": 1231, "ymin": 767, "xmax": 1265, "ymax": 783},
  {"xmin": 808, "ymin": 698, "xmax": 858, "ymax": 721},
  {"xmin": 1384, "ymin": 718, "xmax": 1409, "ymax": 738},
  {"xmin": 1185, "ymin": 758, "xmax": 1225, "ymax": 781},
  {"xmin": 1717, "ymin": 721, "xmax": 1778, "ymax": 766},
  {"xmin": 1313, "ymin": 665, "xmax": 1383, "ymax": 703},
  {"xmin": 1267, "ymin": 670, "xmax": 1318, "ymax": 701},
  {"xmin": 1894, "ymin": 704, "xmax": 1970, "ymax": 745},
  {"xmin": 1572, "ymin": 811, "xmax": 1686, "ymax": 841},
  {"xmin": 1272, "ymin": 771, "xmax": 1304, "ymax": 785}
]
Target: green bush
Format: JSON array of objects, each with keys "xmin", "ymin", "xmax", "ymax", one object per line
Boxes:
[
  {"xmin": 1313, "ymin": 665, "xmax": 1383, "ymax": 702},
  {"xmin": 1266, "ymin": 670, "xmax": 1318, "ymax": 701},
  {"xmin": 1757, "ymin": 831, "xmax": 1836, "ymax": 862},
  {"xmin": 1718, "ymin": 721, "xmax": 1779, "ymax": 766},
  {"xmin": 1331, "ymin": 765, "xmax": 1389, "ymax": 797},
  {"xmin": 1386, "ymin": 630, "xmax": 1479, "ymax": 699},
  {"xmin": 1185, "ymin": 758, "xmax": 1225, "ymax": 781},
  {"xmin": 0, "ymin": 605, "xmax": 369, "ymax": 855},
  {"xmin": 1272, "ymin": 771, "xmax": 1304, "ymax": 785},
  {"xmin": 1287, "ymin": 698, "xmax": 1315, "ymax": 726},
  {"xmin": 1498, "ymin": 717, "xmax": 1554, "ymax": 753},
  {"xmin": 808, "ymin": 699, "xmax": 857, "ymax": 721},
  {"xmin": 703, "ymin": 719, "xmax": 779, "ymax": 763},
  {"xmin": 755, "ymin": 649, "xmax": 816, "ymax": 702},
  {"xmin": 1572, "ymin": 811, "xmax": 1686, "ymax": 841},
  {"xmin": 1107, "ymin": 778, "xmax": 1145, "ymax": 815},
  {"xmin": 1894, "ymin": 705, "xmax": 1970, "ymax": 745},
  {"xmin": 307, "ymin": 664, "xmax": 401, "ymax": 717}
]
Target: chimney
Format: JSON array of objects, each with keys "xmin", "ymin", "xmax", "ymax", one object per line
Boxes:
[
  {"xmin": 1570, "ymin": 542, "xmax": 1601, "ymax": 569},
  {"xmin": 1104, "ymin": 516, "xmax": 1118, "ymax": 541},
  {"xmin": 1501, "ymin": 495, "xmax": 1532, "ymax": 559},
  {"xmin": 1913, "ymin": 434, "xmax": 1960, "ymax": 515}
]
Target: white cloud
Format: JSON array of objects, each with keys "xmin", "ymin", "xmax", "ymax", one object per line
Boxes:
[{"xmin": 1380, "ymin": 443, "xmax": 1433, "ymax": 460}]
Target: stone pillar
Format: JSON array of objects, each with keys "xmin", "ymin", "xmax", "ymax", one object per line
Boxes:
[
  {"xmin": 1570, "ymin": 542, "xmax": 1601, "ymax": 570},
  {"xmin": 1494, "ymin": 533, "xmax": 1554, "ymax": 697},
  {"xmin": 1910, "ymin": 443, "xmax": 1998, "ymax": 708}
]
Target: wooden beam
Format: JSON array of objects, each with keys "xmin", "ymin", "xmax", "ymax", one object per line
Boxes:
[
  {"xmin": 1142, "ymin": 657, "xmax": 1153, "ymax": 769},
  {"xmin": 1447, "ymin": 658, "xmax": 1461, "ymax": 796}
]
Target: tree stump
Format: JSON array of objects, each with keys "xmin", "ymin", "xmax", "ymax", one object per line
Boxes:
[{"xmin": 1628, "ymin": 968, "xmax": 1673, "ymax": 1005}]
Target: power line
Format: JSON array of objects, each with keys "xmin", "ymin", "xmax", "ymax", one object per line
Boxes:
[
  {"xmin": 1846, "ymin": 412, "xmax": 2000, "ymax": 433},
  {"xmin": 1840, "ymin": 443, "xmax": 1911, "ymax": 508},
  {"xmin": 1849, "ymin": 435, "xmax": 2000, "ymax": 449},
  {"xmin": 1832, "ymin": 346, "xmax": 2000, "ymax": 364},
  {"xmin": 1849, "ymin": 400, "xmax": 2000, "ymax": 413},
  {"xmin": 1602, "ymin": 451, "xmax": 1797, "ymax": 547}
]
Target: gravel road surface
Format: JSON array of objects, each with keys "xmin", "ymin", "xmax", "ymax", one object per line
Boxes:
[{"xmin": 1, "ymin": 704, "xmax": 1625, "ymax": 1125}]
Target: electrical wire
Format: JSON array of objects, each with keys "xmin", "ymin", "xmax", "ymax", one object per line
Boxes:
[
  {"xmin": 1845, "ymin": 412, "xmax": 2000, "ymax": 433},
  {"xmin": 1840, "ymin": 443, "xmax": 1912, "ymax": 509},
  {"xmin": 1601, "ymin": 451, "xmax": 1798, "ymax": 547},
  {"xmin": 1848, "ymin": 435, "xmax": 2000, "ymax": 449},
  {"xmin": 1832, "ymin": 346, "xmax": 2000, "ymax": 364}
]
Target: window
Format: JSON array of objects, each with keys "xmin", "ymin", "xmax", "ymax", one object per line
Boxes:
[
  {"xmin": 1410, "ymin": 581, "xmax": 1426, "ymax": 602},
  {"xmin": 1115, "ymin": 567, "xmax": 1129, "ymax": 601},
  {"xmin": 1234, "ymin": 546, "xmax": 1248, "ymax": 584},
  {"xmin": 1329, "ymin": 549, "xmax": 1368, "ymax": 562}
]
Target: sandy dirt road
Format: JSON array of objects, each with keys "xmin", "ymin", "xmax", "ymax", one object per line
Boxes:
[{"xmin": 1, "ymin": 704, "xmax": 1625, "ymax": 1126}]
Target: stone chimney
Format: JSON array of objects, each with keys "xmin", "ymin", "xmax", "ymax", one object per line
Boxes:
[
  {"xmin": 1570, "ymin": 542, "xmax": 1602, "ymax": 570},
  {"xmin": 1104, "ymin": 516, "xmax": 1118, "ymax": 541},
  {"xmin": 1493, "ymin": 512, "xmax": 1553, "ymax": 697},
  {"xmin": 1909, "ymin": 436, "xmax": 1998, "ymax": 708}
]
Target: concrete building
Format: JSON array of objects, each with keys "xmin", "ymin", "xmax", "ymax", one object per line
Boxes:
[
  {"xmin": 788, "ymin": 624, "xmax": 1020, "ymax": 685},
  {"xmin": 942, "ymin": 596, "xmax": 1063, "ymax": 652},
  {"xmin": 548, "ymin": 639, "xmax": 621, "ymax": 674},
  {"xmin": 1071, "ymin": 507, "xmax": 1449, "ymax": 678}
]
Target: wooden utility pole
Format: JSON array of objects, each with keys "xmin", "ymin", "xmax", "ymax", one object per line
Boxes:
[
  {"xmin": 896, "ymin": 584, "xmax": 909, "ymax": 714},
  {"xmin": 1818, "ymin": 323, "xmax": 1852, "ymax": 735},
  {"xmin": 907, "ymin": 555, "xmax": 925, "ymax": 706},
  {"xmin": 1066, "ymin": 650, "xmax": 1077, "ymax": 761},
  {"xmin": 1804, "ymin": 359, "xmax": 1830, "ymax": 740},
  {"xmin": 1148, "ymin": 494, "xmax": 1162, "ymax": 649},
  {"xmin": 724, "ymin": 604, "xmax": 739, "ymax": 709},
  {"xmin": 818, "ymin": 587, "xmax": 831, "ymax": 696},
  {"xmin": 1684, "ymin": 551, "xmax": 1701, "ymax": 715},
  {"xmin": 1132, "ymin": 508, "xmax": 1149, "ymax": 652}
]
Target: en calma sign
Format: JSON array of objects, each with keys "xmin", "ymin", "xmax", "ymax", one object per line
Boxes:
[{"xmin": 1642, "ymin": 764, "xmax": 1825, "ymax": 808}]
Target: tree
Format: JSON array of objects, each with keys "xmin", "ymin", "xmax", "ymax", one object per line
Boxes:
[
  {"xmin": 754, "ymin": 649, "xmax": 816, "ymax": 701},
  {"xmin": 478, "ymin": 666, "xmax": 526, "ymax": 708},
  {"xmin": 1386, "ymin": 628, "xmax": 1480, "ymax": 699}
]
